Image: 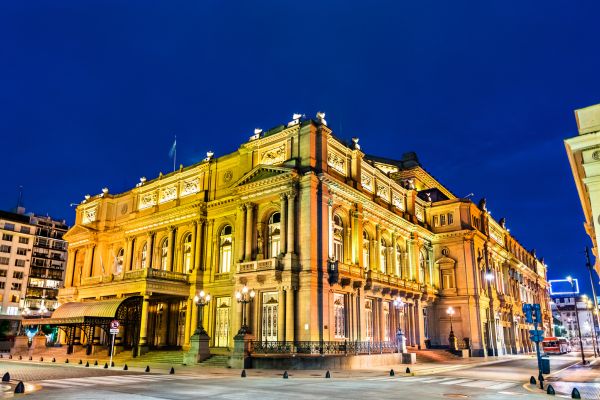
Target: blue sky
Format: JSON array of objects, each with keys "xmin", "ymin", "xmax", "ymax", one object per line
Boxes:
[{"xmin": 1, "ymin": 1, "xmax": 600, "ymax": 295}]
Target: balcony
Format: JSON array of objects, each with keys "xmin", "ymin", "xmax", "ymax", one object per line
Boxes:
[
  {"xmin": 236, "ymin": 258, "xmax": 280, "ymax": 273},
  {"xmin": 337, "ymin": 262, "xmax": 363, "ymax": 279}
]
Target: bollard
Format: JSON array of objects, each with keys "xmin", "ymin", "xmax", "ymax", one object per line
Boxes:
[
  {"xmin": 29, "ymin": 356, "xmax": 32, "ymax": 361},
  {"xmin": 389, "ymin": 369, "xmax": 395, "ymax": 377},
  {"xmin": 18, "ymin": 355, "xmax": 22, "ymax": 360},
  {"xmin": 283, "ymin": 371, "xmax": 289, "ymax": 379},
  {"xmin": 85, "ymin": 361, "xmax": 89, "ymax": 367},
  {"xmin": 65, "ymin": 359, "xmax": 69, "ymax": 364},
  {"xmin": 547, "ymin": 385, "xmax": 555, "ymax": 395},
  {"xmin": 241, "ymin": 369, "xmax": 246, "ymax": 378},
  {"xmin": 94, "ymin": 360, "xmax": 98, "ymax": 366},
  {"xmin": 145, "ymin": 366, "xmax": 150, "ymax": 373},
  {"xmin": 0, "ymin": 354, "xmax": 3, "ymax": 358},
  {"xmin": 52, "ymin": 358, "xmax": 56, "ymax": 363},
  {"xmin": 40, "ymin": 357, "xmax": 43, "ymax": 362},
  {"xmin": 104, "ymin": 363, "xmax": 108, "ymax": 369},
  {"xmin": 123, "ymin": 364, "xmax": 128, "ymax": 371},
  {"xmin": 111, "ymin": 361, "xmax": 114, "ymax": 367},
  {"xmin": 325, "ymin": 370, "xmax": 331, "ymax": 378},
  {"xmin": 170, "ymin": 367, "xmax": 175, "ymax": 375},
  {"xmin": 2, "ymin": 372, "xmax": 10, "ymax": 382},
  {"xmin": 571, "ymin": 388, "xmax": 581, "ymax": 399},
  {"xmin": 14, "ymin": 381, "xmax": 25, "ymax": 394},
  {"xmin": 78, "ymin": 360, "xmax": 82, "ymax": 365},
  {"xmin": 530, "ymin": 376, "xmax": 536, "ymax": 385},
  {"xmin": 405, "ymin": 367, "xmax": 411, "ymax": 374},
  {"xmin": 8, "ymin": 355, "xmax": 12, "ymax": 360}
]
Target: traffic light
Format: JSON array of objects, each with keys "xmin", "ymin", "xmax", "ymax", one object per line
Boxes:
[{"xmin": 523, "ymin": 304, "xmax": 533, "ymax": 323}]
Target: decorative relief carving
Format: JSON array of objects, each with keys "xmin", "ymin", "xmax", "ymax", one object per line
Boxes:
[
  {"xmin": 260, "ymin": 144, "xmax": 286, "ymax": 165},
  {"xmin": 489, "ymin": 225, "xmax": 505, "ymax": 246},
  {"xmin": 361, "ymin": 174, "xmax": 373, "ymax": 192},
  {"xmin": 139, "ymin": 192, "xmax": 157, "ymax": 210},
  {"xmin": 327, "ymin": 151, "xmax": 346, "ymax": 175},
  {"xmin": 181, "ymin": 179, "xmax": 200, "ymax": 197},
  {"xmin": 159, "ymin": 186, "xmax": 177, "ymax": 203},
  {"xmin": 415, "ymin": 204, "xmax": 424, "ymax": 222},
  {"xmin": 376, "ymin": 184, "xmax": 389, "ymax": 201},
  {"xmin": 593, "ymin": 150, "xmax": 600, "ymax": 161},
  {"xmin": 82, "ymin": 207, "xmax": 97, "ymax": 224},
  {"xmin": 223, "ymin": 170, "xmax": 233, "ymax": 183},
  {"xmin": 120, "ymin": 204, "xmax": 128, "ymax": 215},
  {"xmin": 392, "ymin": 193, "xmax": 405, "ymax": 210}
]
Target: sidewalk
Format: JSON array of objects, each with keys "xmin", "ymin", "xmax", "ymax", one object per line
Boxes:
[{"xmin": 525, "ymin": 359, "xmax": 600, "ymax": 399}]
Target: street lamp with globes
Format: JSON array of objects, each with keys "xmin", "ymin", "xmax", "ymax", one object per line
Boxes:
[
  {"xmin": 235, "ymin": 285, "xmax": 255, "ymax": 335},
  {"xmin": 447, "ymin": 306, "xmax": 457, "ymax": 350},
  {"xmin": 193, "ymin": 291, "xmax": 211, "ymax": 335}
]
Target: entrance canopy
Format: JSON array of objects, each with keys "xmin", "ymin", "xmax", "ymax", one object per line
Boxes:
[{"xmin": 22, "ymin": 296, "xmax": 141, "ymax": 326}]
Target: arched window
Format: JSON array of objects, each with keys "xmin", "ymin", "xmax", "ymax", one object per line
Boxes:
[
  {"xmin": 140, "ymin": 243, "xmax": 148, "ymax": 269},
  {"xmin": 395, "ymin": 244, "xmax": 402, "ymax": 277},
  {"xmin": 362, "ymin": 230, "xmax": 370, "ymax": 270},
  {"xmin": 182, "ymin": 234, "xmax": 193, "ymax": 273},
  {"xmin": 160, "ymin": 238, "xmax": 169, "ymax": 270},
  {"xmin": 219, "ymin": 225, "xmax": 233, "ymax": 273},
  {"xmin": 268, "ymin": 212, "xmax": 281, "ymax": 258},
  {"xmin": 380, "ymin": 238, "xmax": 387, "ymax": 274},
  {"xmin": 332, "ymin": 214, "xmax": 343, "ymax": 262},
  {"xmin": 115, "ymin": 248, "xmax": 124, "ymax": 274},
  {"xmin": 419, "ymin": 251, "xmax": 426, "ymax": 283}
]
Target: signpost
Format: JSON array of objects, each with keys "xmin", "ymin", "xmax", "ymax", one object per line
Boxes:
[
  {"xmin": 109, "ymin": 320, "xmax": 119, "ymax": 368},
  {"xmin": 523, "ymin": 303, "xmax": 545, "ymax": 377}
]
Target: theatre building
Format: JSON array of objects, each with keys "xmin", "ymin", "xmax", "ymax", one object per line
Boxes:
[{"xmin": 22, "ymin": 114, "xmax": 552, "ymax": 364}]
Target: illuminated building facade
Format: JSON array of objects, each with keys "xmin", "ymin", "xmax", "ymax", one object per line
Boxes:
[{"xmin": 38, "ymin": 114, "xmax": 550, "ymax": 361}]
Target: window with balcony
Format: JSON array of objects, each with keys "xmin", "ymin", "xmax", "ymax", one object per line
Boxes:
[
  {"xmin": 182, "ymin": 234, "xmax": 192, "ymax": 273},
  {"xmin": 115, "ymin": 248, "xmax": 124, "ymax": 274},
  {"xmin": 333, "ymin": 293, "xmax": 346, "ymax": 338},
  {"xmin": 332, "ymin": 214, "xmax": 343, "ymax": 262},
  {"xmin": 140, "ymin": 243, "xmax": 148, "ymax": 269},
  {"xmin": 219, "ymin": 225, "xmax": 232, "ymax": 273},
  {"xmin": 395, "ymin": 244, "xmax": 402, "ymax": 277},
  {"xmin": 365, "ymin": 299, "xmax": 373, "ymax": 341},
  {"xmin": 160, "ymin": 238, "xmax": 168, "ymax": 270},
  {"xmin": 362, "ymin": 230, "xmax": 370, "ymax": 270},
  {"xmin": 380, "ymin": 238, "xmax": 388, "ymax": 274},
  {"xmin": 267, "ymin": 212, "xmax": 281, "ymax": 258},
  {"xmin": 419, "ymin": 251, "xmax": 426, "ymax": 283}
]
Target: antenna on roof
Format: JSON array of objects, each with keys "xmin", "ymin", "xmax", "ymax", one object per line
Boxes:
[{"xmin": 15, "ymin": 186, "xmax": 24, "ymax": 213}]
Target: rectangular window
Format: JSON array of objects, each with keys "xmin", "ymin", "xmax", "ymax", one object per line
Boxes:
[
  {"xmin": 14, "ymin": 259, "xmax": 25, "ymax": 267},
  {"xmin": 447, "ymin": 213, "xmax": 454, "ymax": 225},
  {"xmin": 3, "ymin": 223, "xmax": 15, "ymax": 231},
  {"xmin": 333, "ymin": 293, "xmax": 346, "ymax": 339},
  {"xmin": 365, "ymin": 299, "xmax": 373, "ymax": 341},
  {"xmin": 261, "ymin": 292, "xmax": 278, "ymax": 341},
  {"xmin": 0, "ymin": 257, "xmax": 8, "ymax": 265},
  {"xmin": 0, "ymin": 245, "xmax": 10, "ymax": 253},
  {"xmin": 0, "ymin": 282, "xmax": 4, "ymax": 289},
  {"xmin": 13, "ymin": 271, "xmax": 23, "ymax": 279},
  {"xmin": 440, "ymin": 214, "xmax": 446, "ymax": 226},
  {"xmin": 18, "ymin": 237, "xmax": 29, "ymax": 244},
  {"xmin": 20, "ymin": 226, "xmax": 30, "ymax": 234},
  {"xmin": 11, "ymin": 283, "xmax": 21, "ymax": 291},
  {"xmin": 2, "ymin": 234, "xmax": 13, "ymax": 241},
  {"xmin": 383, "ymin": 302, "xmax": 390, "ymax": 341},
  {"xmin": 433, "ymin": 216, "xmax": 439, "ymax": 227},
  {"xmin": 16, "ymin": 248, "xmax": 27, "ymax": 255},
  {"xmin": 0, "ymin": 269, "xmax": 6, "ymax": 277}
]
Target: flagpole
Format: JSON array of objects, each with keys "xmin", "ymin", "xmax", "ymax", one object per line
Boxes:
[{"xmin": 174, "ymin": 134, "xmax": 176, "ymax": 172}]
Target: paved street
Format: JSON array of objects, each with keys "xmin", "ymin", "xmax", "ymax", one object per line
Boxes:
[{"xmin": 1, "ymin": 354, "xmax": 597, "ymax": 399}]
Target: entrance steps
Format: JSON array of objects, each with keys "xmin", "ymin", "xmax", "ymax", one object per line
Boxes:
[
  {"xmin": 413, "ymin": 349, "xmax": 463, "ymax": 363},
  {"xmin": 198, "ymin": 355, "xmax": 229, "ymax": 367},
  {"xmin": 135, "ymin": 350, "xmax": 184, "ymax": 365}
]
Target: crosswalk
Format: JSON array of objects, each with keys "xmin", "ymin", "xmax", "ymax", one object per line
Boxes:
[
  {"xmin": 365, "ymin": 375, "xmax": 519, "ymax": 391},
  {"xmin": 37, "ymin": 374, "xmax": 199, "ymax": 390}
]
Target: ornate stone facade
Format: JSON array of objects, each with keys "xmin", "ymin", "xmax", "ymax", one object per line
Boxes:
[{"xmin": 56, "ymin": 116, "xmax": 551, "ymax": 360}]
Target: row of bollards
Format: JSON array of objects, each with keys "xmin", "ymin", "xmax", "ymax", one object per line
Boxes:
[
  {"xmin": 530, "ymin": 375, "xmax": 581, "ymax": 398},
  {"xmin": 239, "ymin": 367, "xmax": 412, "ymax": 379},
  {"xmin": 1, "ymin": 372, "xmax": 26, "ymax": 394}
]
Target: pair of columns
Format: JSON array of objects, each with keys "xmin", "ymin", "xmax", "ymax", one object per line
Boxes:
[{"xmin": 241, "ymin": 192, "xmax": 296, "ymax": 261}]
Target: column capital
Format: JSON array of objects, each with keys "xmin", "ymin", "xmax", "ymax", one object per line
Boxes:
[
  {"xmin": 279, "ymin": 192, "xmax": 288, "ymax": 202},
  {"xmin": 245, "ymin": 202, "xmax": 255, "ymax": 211},
  {"xmin": 286, "ymin": 190, "xmax": 297, "ymax": 200}
]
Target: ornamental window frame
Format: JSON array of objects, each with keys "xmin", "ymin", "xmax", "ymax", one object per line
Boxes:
[
  {"xmin": 267, "ymin": 212, "xmax": 281, "ymax": 258},
  {"xmin": 332, "ymin": 214, "xmax": 344, "ymax": 262},
  {"xmin": 219, "ymin": 225, "xmax": 233, "ymax": 273}
]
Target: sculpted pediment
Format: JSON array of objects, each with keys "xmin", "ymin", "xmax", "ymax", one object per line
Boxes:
[
  {"xmin": 63, "ymin": 224, "xmax": 96, "ymax": 241},
  {"xmin": 435, "ymin": 256, "xmax": 456, "ymax": 268},
  {"xmin": 235, "ymin": 165, "xmax": 296, "ymax": 188}
]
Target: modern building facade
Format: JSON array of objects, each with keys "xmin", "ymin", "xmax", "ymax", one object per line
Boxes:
[
  {"xmin": 565, "ymin": 103, "xmax": 600, "ymax": 276},
  {"xmin": 40, "ymin": 114, "xmax": 551, "ymax": 361},
  {"xmin": 551, "ymin": 294, "xmax": 598, "ymax": 340}
]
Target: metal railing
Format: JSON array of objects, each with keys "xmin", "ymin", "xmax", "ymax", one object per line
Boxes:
[{"xmin": 251, "ymin": 340, "xmax": 400, "ymax": 355}]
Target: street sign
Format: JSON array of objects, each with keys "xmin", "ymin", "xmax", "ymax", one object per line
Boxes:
[
  {"xmin": 523, "ymin": 304, "xmax": 533, "ymax": 323},
  {"xmin": 110, "ymin": 320, "xmax": 120, "ymax": 330},
  {"xmin": 110, "ymin": 328, "xmax": 119, "ymax": 334},
  {"xmin": 529, "ymin": 329, "xmax": 544, "ymax": 342}
]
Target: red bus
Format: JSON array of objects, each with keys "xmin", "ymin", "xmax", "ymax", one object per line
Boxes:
[{"xmin": 542, "ymin": 337, "xmax": 570, "ymax": 355}]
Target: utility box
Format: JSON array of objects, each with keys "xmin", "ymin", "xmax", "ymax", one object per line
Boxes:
[{"xmin": 541, "ymin": 357, "xmax": 550, "ymax": 374}]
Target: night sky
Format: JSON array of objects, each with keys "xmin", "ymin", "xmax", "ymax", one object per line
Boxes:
[{"xmin": 2, "ymin": 1, "xmax": 600, "ymax": 295}]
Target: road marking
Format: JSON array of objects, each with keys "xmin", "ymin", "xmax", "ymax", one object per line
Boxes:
[
  {"xmin": 439, "ymin": 379, "xmax": 473, "ymax": 385},
  {"xmin": 487, "ymin": 382, "xmax": 518, "ymax": 390},
  {"xmin": 459, "ymin": 380, "xmax": 502, "ymax": 388}
]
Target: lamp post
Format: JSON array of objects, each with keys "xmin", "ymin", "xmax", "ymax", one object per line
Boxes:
[
  {"xmin": 585, "ymin": 247, "xmax": 600, "ymax": 356},
  {"xmin": 485, "ymin": 270, "xmax": 497, "ymax": 357},
  {"xmin": 193, "ymin": 291, "xmax": 211, "ymax": 335},
  {"xmin": 585, "ymin": 298, "xmax": 598, "ymax": 357},
  {"xmin": 447, "ymin": 306, "xmax": 457, "ymax": 350},
  {"xmin": 567, "ymin": 276, "xmax": 586, "ymax": 365},
  {"xmin": 393, "ymin": 296, "xmax": 404, "ymax": 331},
  {"xmin": 393, "ymin": 296, "xmax": 406, "ymax": 353},
  {"xmin": 235, "ymin": 285, "xmax": 255, "ymax": 335}
]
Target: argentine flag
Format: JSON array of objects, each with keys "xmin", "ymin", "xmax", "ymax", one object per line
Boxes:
[{"xmin": 169, "ymin": 137, "xmax": 177, "ymax": 158}]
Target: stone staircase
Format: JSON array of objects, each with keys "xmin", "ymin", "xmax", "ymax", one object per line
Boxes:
[
  {"xmin": 198, "ymin": 355, "xmax": 229, "ymax": 368},
  {"xmin": 135, "ymin": 350, "xmax": 185, "ymax": 365},
  {"xmin": 412, "ymin": 348, "xmax": 463, "ymax": 363}
]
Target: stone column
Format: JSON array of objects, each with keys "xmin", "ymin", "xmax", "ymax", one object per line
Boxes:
[
  {"xmin": 145, "ymin": 233, "xmax": 153, "ymax": 269},
  {"xmin": 391, "ymin": 233, "xmax": 398, "ymax": 276},
  {"xmin": 287, "ymin": 193, "xmax": 296, "ymax": 254},
  {"xmin": 280, "ymin": 194, "xmax": 287, "ymax": 255},
  {"xmin": 285, "ymin": 287, "xmax": 295, "ymax": 342},
  {"xmin": 278, "ymin": 288, "xmax": 285, "ymax": 341},
  {"xmin": 409, "ymin": 303, "xmax": 416, "ymax": 346},
  {"xmin": 64, "ymin": 249, "xmax": 75, "ymax": 287},
  {"xmin": 245, "ymin": 203, "xmax": 254, "ymax": 261},
  {"xmin": 183, "ymin": 298, "xmax": 193, "ymax": 348},
  {"xmin": 166, "ymin": 226, "xmax": 175, "ymax": 271},
  {"xmin": 236, "ymin": 205, "xmax": 246, "ymax": 262},
  {"xmin": 414, "ymin": 300, "xmax": 426, "ymax": 349},
  {"xmin": 327, "ymin": 198, "xmax": 333, "ymax": 258},
  {"xmin": 375, "ymin": 225, "xmax": 382, "ymax": 273},
  {"xmin": 124, "ymin": 237, "xmax": 133, "ymax": 272},
  {"xmin": 138, "ymin": 295, "xmax": 150, "ymax": 356}
]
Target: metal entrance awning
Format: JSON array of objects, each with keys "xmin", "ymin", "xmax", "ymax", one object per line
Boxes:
[{"xmin": 22, "ymin": 297, "xmax": 138, "ymax": 326}]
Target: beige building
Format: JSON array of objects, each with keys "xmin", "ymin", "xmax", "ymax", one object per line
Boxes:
[
  {"xmin": 565, "ymin": 103, "xmax": 600, "ymax": 276},
  {"xmin": 29, "ymin": 114, "xmax": 551, "ymax": 362}
]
